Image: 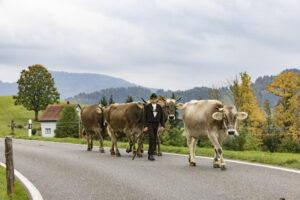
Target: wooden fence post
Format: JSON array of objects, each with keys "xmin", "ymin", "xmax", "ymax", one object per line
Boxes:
[
  {"xmin": 11, "ymin": 118, "xmax": 15, "ymax": 134},
  {"xmin": 5, "ymin": 136, "xmax": 15, "ymax": 195}
]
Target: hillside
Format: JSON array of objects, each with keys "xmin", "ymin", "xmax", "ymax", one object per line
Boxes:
[
  {"xmin": 0, "ymin": 71, "xmax": 137, "ymax": 99},
  {"xmin": 66, "ymin": 69, "xmax": 299, "ymax": 107}
]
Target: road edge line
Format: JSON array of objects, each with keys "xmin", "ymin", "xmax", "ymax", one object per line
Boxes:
[{"xmin": 0, "ymin": 162, "xmax": 43, "ymax": 200}]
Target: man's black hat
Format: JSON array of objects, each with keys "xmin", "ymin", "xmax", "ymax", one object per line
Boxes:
[{"xmin": 150, "ymin": 93, "xmax": 158, "ymax": 99}]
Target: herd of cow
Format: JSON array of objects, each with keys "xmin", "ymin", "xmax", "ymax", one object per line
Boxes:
[{"xmin": 81, "ymin": 96, "xmax": 248, "ymax": 170}]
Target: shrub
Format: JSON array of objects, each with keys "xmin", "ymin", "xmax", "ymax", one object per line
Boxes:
[
  {"xmin": 55, "ymin": 106, "xmax": 79, "ymax": 138},
  {"xmin": 162, "ymin": 127, "xmax": 186, "ymax": 147},
  {"xmin": 278, "ymin": 137, "xmax": 300, "ymax": 153},
  {"xmin": 223, "ymin": 130, "xmax": 247, "ymax": 151},
  {"xmin": 32, "ymin": 128, "xmax": 37, "ymax": 136},
  {"xmin": 243, "ymin": 133, "xmax": 260, "ymax": 151},
  {"xmin": 262, "ymin": 134, "xmax": 280, "ymax": 152}
]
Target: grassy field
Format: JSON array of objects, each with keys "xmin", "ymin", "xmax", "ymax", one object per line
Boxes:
[
  {"xmin": 0, "ymin": 166, "xmax": 30, "ymax": 200},
  {"xmin": 1, "ymin": 96, "xmax": 300, "ymax": 170}
]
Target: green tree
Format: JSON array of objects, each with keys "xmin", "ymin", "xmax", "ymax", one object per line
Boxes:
[
  {"xmin": 55, "ymin": 106, "xmax": 79, "ymax": 138},
  {"xmin": 109, "ymin": 94, "xmax": 115, "ymax": 105},
  {"xmin": 263, "ymin": 99, "xmax": 273, "ymax": 134},
  {"xmin": 100, "ymin": 96, "xmax": 108, "ymax": 106},
  {"xmin": 126, "ymin": 95, "xmax": 133, "ymax": 103},
  {"xmin": 13, "ymin": 64, "xmax": 60, "ymax": 121}
]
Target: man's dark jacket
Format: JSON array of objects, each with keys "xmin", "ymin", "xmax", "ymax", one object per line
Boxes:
[{"xmin": 143, "ymin": 103, "xmax": 165, "ymax": 128}]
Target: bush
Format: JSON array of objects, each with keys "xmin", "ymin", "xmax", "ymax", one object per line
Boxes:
[
  {"xmin": 243, "ymin": 133, "xmax": 260, "ymax": 151},
  {"xmin": 262, "ymin": 134, "xmax": 280, "ymax": 152},
  {"xmin": 162, "ymin": 127, "xmax": 186, "ymax": 147},
  {"xmin": 223, "ymin": 130, "xmax": 247, "ymax": 151},
  {"xmin": 55, "ymin": 106, "xmax": 79, "ymax": 138},
  {"xmin": 32, "ymin": 128, "xmax": 37, "ymax": 136},
  {"xmin": 278, "ymin": 137, "xmax": 300, "ymax": 153}
]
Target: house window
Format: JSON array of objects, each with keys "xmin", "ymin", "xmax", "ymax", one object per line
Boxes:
[{"xmin": 45, "ymin": 128, "xmax": 51, "ymax": 134}]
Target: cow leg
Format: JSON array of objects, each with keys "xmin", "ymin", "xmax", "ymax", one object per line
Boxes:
[
  {"xmin": 87, "ymin": 134, "xmax": 91, "ymax": 151},
  {"xmin": 187, "ymin": 133, "xmax": 196, "ymax": 166},
  {"xmin": 90, "ymin": 134, "xmax": 94, "ymax": 150},
  {"xmin": 95, "ymin": 128, "xmax": 105, "ymax": 153},
  {"xmin": 213, "ymin": 150, "xmax": 220, "ymax": 168},
  {"xmin": 126, "ymin": 132, "xmax": 133, "ymax": 153},
  {"xmin": 136, "ymin": 132, "xmax": 144, "ymax": 157},
  {"xmin": 107, "ymin": 126, "xmax": 116, "ymax": 155},
  {"xmin": 132, "ymin": 134, "xmax": 137, "ymax": 154},
  {"xmin": 156, "ymin": 131, "xmax": 162, "ymax": 156},
  {"xmin": 208, "ymin": 133, "xmax": 225, "ymax": 170}
]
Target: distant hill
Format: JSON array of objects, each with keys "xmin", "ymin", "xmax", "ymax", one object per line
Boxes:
[
  {"xmin": 0, "ymin": 71, "xmax": 137, "ymax": 99},
  {"xmin": 66, "ymin": 68, "xmax": 300, "ymax": 107}
]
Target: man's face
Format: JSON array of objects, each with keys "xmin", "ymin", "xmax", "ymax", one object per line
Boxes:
[{"xmin": 150, "ymin": 98, "xmax": 157, "ymax": 104}]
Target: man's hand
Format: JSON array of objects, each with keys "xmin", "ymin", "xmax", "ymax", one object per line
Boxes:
[
  {"xmin": 143, "ymin": 127, "xmax": 149, "ymax": 132},
  {"xmin": 159, "ymin": 127, "xmax": 165, "ymax": 132}
]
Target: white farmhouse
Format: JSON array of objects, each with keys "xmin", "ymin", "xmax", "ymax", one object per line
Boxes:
[{"xmin": 38, "ymin": 103, "xmax": 81, "ymax": 137}]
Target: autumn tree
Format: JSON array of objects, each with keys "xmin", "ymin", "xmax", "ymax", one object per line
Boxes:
[
  {"xmin": 263, "ymin": 99, "xmax": 273, "ymax": 134},
  {"xmin": 267, "ymin": 71, "xmax": 299, "ymax": 142},
  {"xmin": 208, "ymin": 87, "xmax": 222, "ymax": 100},
  {"xmin": 126, "ymin": 95, "xmax": 133, "ymax": 103},
  {"xmin": 229, "ymin": 72, "xmax": 266, "ymax": 149},
  {"xmin": 13, "ymin": 65, "xmax": 60, "ymax": 121}
]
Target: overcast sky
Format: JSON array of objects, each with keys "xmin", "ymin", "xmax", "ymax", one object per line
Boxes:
[{"xmin": 0, "ymin": 0, "xmax": 300, "ymax": 90}]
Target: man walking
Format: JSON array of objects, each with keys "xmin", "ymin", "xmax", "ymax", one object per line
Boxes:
[{"xmin": 143, "ymin": 93, "xmax": 165, "ymax": 161}]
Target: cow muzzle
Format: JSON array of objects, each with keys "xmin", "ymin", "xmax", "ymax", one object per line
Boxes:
[
  {"xmin": 168, "ymin": 115, "xmax": 175, "ymax": 120},
  {"xmin": 227, "ymin": 129, "xmax": 238, "ymax": 136}
]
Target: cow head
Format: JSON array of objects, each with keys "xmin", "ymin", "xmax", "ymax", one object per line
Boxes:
[
  {"xmin": 212, "ymin": 106, "xmax": 247, "ymax": 136},
  {"xmin": 158, "ymin": 96, "xmax": 184, "ymax": 120}
]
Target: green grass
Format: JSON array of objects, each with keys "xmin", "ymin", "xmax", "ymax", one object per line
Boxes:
[
  {"xmin": 0, "ymin": 166, "xmax": 30, "ymax": 200},
  {"xmin": 1, "ymin": 96, "xmax": 300, "ymax": 170}
]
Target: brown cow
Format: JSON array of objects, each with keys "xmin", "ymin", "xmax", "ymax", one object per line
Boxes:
[
  {"xmin": 182, "ymin": 100, "xmax": 247, "ymax": 170},
  {"xmin": 104, "ymin": 102, "xmax": 145, "ymax": 157},
  {"xmin": 81, "ymin": 104, "xmax": 106, "ymax": 152},
  {"xmin": 154, "ymin": 96, "xmax": 183, "ymax": 156}
]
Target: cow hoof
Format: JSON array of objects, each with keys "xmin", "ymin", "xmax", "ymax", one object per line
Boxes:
[
  {"xmin": 126, "ymin": 148, "xmax": 131, "ymax": 153},
  {"xmin": 141, "ymin": 149, "xmax": 144, "ymax": 153},
  {"xmin": 213, "ymin": 163, "xmax": 220, "ymax": 168},
  {"xmin": 116, "ymin": 153, "xmax": 121, "ymax": 157},
  {"xmin": 220, "ymin": 164, "xmax": 226, "ymax": 170},
  {"xmin": 87, "ymin": 148, "xmax": 91, "ymax": 151},
  {"xmin": 153, "ymin": 152, "xmax": 157, "ymax": 155},
  {"xmin": 110, "ymin": 152, "xmax": 115, "ymax": 155},
  {"xmin": 133, "ymin": 150, "xmax": 137, "ymax": 154},
  {"xmin": 137, "ymin": 154, "xmax": 143, "ymax": 157},
  {"xmin": 100, "ymin": 149, "xmax": 105, "ymax": 153},
  {"xmin": 190, "ymin": 162, "xmax": 196, "ymax": 166},
  {"xmin": 158, "ymin": 152, "xmax": 162, "ymax": 156}
]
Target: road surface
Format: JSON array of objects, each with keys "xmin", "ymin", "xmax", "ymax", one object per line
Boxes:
[{"xmin": 0, "ymin": 138, "xmax": 299, "ymax": 200}]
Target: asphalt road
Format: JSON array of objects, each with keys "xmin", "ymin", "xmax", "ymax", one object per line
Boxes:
[{"xmin": 0, "ymin": 139, "xmax": 299, "ymax": 200}]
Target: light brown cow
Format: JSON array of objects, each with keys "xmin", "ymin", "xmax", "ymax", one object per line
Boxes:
[
  {"xmin": 154, "ymin": 96, "xmax": 183, "ymax": 156},
  {"xmin": 182, "ymin": 100, "xmax": 247, "ymax": 169},
  {"xmin": 81, "ymin": 104, "xmax": 106, "ymax": 152},
  {"xmin": 104, "ymin": 102, "xmax": 145, "ymax": 157}
]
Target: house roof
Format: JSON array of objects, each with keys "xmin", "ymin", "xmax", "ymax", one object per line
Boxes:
[{"xmin": 39, "ymin": 104, "xmax": 80, "ymax": 122}]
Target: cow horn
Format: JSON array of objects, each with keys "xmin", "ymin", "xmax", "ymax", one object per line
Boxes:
[
  {"xmin": 217, "ymin": 107, "xmax": 224, "ymax": 112},
  {"xmin": 175, "ymin": 96, "xmax": 183, "ymax": 102},
  {"xmin": 141, "ymin": 98, "xmax": 147, "ymax": 104}
]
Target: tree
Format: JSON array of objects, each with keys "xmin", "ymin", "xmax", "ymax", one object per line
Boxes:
[
  {"xmin": 109, "ymin": 94, "xmax": 115, "ymax": 105},
  {"xmin": 229, "ymin": 72, "xmax": 266, "ymax": 146},
  {"xmin": 13, "ymin": 65, "xmax": 60, "ymax": 121},
  {"xmin": 263, "ymin": 99, "xmax": 273, "ymax": 134},
  {"xmin": 208, "ymin": 87, "xmax": 222, "ymax": 100},
  {"xmin": 55, "ymin": 106, "xmax": 79, "ymax": 138},
  {"xmin": 267, "ymin": 71, "xmax": 299, "ymax": 142},
  {"xmin": 100, "ymin": 96, "xmax": 108, "ymax": 106},
  {"xmin": 126, "ymin": 95, "xmax": 133, "ymax": 103}
]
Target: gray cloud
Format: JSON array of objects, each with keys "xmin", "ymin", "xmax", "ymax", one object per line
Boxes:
[{"xmin": 0, "ymin": 0, "xmax": 299, "ymax": 90}]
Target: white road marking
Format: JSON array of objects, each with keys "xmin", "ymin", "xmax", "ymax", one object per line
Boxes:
[{"xmin": 0, "ymin": 162, "xmax": 43, "ymax": 200}]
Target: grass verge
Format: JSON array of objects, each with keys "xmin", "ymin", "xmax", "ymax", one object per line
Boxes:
[{"xmin": 0, "ymin": 166, "xmax": 30, "ymax": 200}]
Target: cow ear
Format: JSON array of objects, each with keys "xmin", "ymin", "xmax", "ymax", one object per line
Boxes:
[
  {"xmin": 237, "ymin": 112, "xmax": 248, "ymax": 120},
  {"xmin": 175, "ymin": 96, "xmax": 183, "ymax": 102},
  {"xmin": 158, "ymin": 96, "xmax": 166, "ymax": 102},
  {"xmin": 176, "ymin": 103, "xmax": 184, "ymax": 109},
  {"xmin": 136, "ymin": 102, "xmax": 144, "ymax": 109},
  {"xmin": 96, "ymin": 107, "xmax": 102, "ymax": 114},
  {"xmin": 212, "ymin": 112, "xmax": 223, "ymax": 121}
]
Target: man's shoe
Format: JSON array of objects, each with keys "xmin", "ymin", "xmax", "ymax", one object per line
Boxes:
[{"xmin": 148, "ymin": 154, "xmax": 155, "ymax": 161}]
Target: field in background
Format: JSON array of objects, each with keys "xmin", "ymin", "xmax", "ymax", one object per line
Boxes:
[{"xmin": 1, "ymin": 96, "xmax": 300, "ymax": 170}]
